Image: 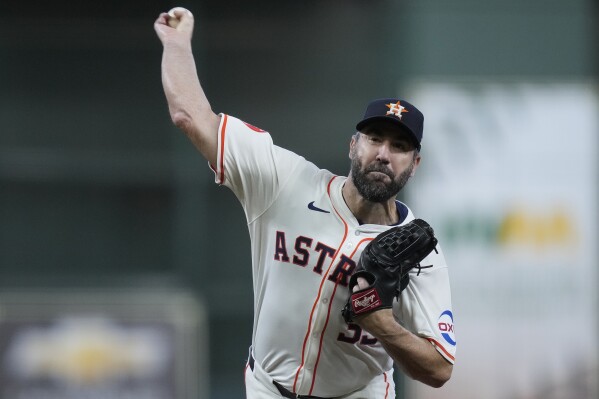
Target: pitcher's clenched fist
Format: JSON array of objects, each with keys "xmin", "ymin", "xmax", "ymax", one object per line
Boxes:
[{"xmin": 154, "ymin": 7, "xmax": 194, "ymax": 44}]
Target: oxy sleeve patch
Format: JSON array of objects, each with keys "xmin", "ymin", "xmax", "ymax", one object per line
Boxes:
[{"xmin": 437, "ymin": 310, "xmax": 456, "ymax": 346}]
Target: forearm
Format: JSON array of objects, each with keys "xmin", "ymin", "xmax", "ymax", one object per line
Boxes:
[
  {"xmin": 161, "ymin": 41, "xmax": 218, "ymax": 162},
  {"xmin": 161, "ymin": 41, "xmax": 207, "ymax": 124},
  {"xmin": 357, "ymin": 310, "xmax": 452, "ymax": 387}
]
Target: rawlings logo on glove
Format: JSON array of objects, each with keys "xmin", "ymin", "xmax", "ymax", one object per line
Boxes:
[
  {"xmin": 352, "ymin": 290, "xmax": 382, "ymax": 314},
  {"xmin": 342, "ymin": 219, "xmax": 438, "ymax": 323}
]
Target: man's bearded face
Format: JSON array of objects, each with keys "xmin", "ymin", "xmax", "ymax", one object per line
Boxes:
[{"xmin": 350, "ymin": 151, "xmax": 415, "ymax": 203}]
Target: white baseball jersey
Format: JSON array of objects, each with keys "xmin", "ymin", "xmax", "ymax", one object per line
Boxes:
[{"xmin": 211, "ymin": 114, "xmax": 456, "ymax": 397}]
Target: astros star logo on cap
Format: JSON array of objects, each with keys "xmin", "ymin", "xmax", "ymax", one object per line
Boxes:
[{"xmin": 386, "ymin": 101, "xmax": 408, "ymax": 119}]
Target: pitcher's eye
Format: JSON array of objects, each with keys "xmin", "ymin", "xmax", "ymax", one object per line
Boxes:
[{"xmin": 392, "ymin": 141, "xmax": 408, "ymax": 151}]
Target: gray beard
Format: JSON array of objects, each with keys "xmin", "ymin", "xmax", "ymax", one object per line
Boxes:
[{"xmin": 350, "ymin": 157, "xmax": 414, "ymax": 203}]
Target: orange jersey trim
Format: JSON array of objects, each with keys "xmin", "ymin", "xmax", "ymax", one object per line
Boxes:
[
  {"xmin": 293, "ymin": 176, "xmax": 346, "ymax": 392},
  {"xmin": 307, "ymin": 236, "xmax": 372, "ymax": 395},
  {"xmin": 426, "ymin": 337, "xmax": 455, "ymax": 363},
  {"xmin": 217, "ymin": 114, "xmax": 229, "ymax": 184},
  {"xmin": 299, "ymin": 176, "xmax": 376, "ymax": 395},
  {"xmin": 384, "ymin": 371, "xmax": 390, "ymax": 399}
]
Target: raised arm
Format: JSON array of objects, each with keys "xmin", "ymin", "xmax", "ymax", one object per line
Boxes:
[{"xmin": 154, "ymin": 7, "xmax": 220, "ymax": 166}]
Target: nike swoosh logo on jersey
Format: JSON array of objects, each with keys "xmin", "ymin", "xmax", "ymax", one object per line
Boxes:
[{"xmin": 308, "ymin": 201, "xmax": 330, "ymax": 213}]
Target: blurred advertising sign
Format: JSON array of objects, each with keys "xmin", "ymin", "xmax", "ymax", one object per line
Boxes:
[
  {"xmin": 406, "ymin": 82, "xmax": 598, "ymax": 399},
  {"xmin": 0, "ymin": 289, "xmax": 207, "ymax": 399}
]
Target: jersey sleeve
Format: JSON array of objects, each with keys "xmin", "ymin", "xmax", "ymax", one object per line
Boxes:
[
  {"xmin": 393, "ymin": 243, "xmax": 457, "ymax": 364},
  {"xmin": 210, "ymin": 114, "xmax": 304, "ymax": 221}
]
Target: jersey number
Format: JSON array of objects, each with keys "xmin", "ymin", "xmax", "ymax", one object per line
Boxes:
[{"xmin": 337, "ymin": 323, "xmax": 378, "ymax": 346}]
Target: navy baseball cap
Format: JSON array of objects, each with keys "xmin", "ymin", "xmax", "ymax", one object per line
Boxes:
[{"xmin": 356, "ymin": 98, "xmax": 424, "ymax": 151}]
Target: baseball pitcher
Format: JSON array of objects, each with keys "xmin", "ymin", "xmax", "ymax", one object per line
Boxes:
[{"xmin": 155, "ymin": 8, "xmax": 456, "ymax": 399}]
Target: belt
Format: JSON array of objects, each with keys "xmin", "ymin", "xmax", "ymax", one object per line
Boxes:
[{"xmin": 248, "ymin": 353, "xmax": 329, "ymax": 399}]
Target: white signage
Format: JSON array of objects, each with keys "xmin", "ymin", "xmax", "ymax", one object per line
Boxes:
[{"xmin": 407, "ymin": 82, "xmax": 598, "ymax": 399}]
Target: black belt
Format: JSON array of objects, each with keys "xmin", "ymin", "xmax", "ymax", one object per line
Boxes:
[{"xmin": 248, "ymin": 354, "xmax": 329, "ymax": 399}]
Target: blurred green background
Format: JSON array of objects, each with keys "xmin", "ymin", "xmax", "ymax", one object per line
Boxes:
[{"xmin": 0, "ymin": 0, "xmax": 596, "ymax": 398}]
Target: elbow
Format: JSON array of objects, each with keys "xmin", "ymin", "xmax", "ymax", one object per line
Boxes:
[
  {"xmin": 426, "ymin": 375, "xmax": 449, "ymax": 389},
  {"xmin": 421, "ymin": 363, "xmax": 453, "ymax": 388},
  {"xmin": 408, "ymin": 362, "xmax": 452, "ymax": 388},
  {"xmin": 171, "ymin": 110, "xmax": 193, "ymax": 133}
]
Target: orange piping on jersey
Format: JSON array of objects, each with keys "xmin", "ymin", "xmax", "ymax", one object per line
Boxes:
[
  {"xmin": 307, "ymin": 272, "xmax": 342, "ymax": 395},
  {"xmin": 384, "ymin": 371, "xmax": 390, "ymax": 399},
  {"xmin": 308, "ymin": 237, "xmax": 372, "ymax": 395},
  {"xmin": 293, "ymin": 176, "xmax": 347, "ymax": 392},
  {"xmin": 426, "ymin": 337, "xmax": 455, "ymax": 362},
  {"xmin": 217, "ymin": 114, "xmax": 229, "ymax": 184}
]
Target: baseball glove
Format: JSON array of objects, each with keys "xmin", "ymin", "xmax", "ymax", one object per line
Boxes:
[{"xmin": 342, "ymin": 219, "xmax": 438, "ymax": 323}]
